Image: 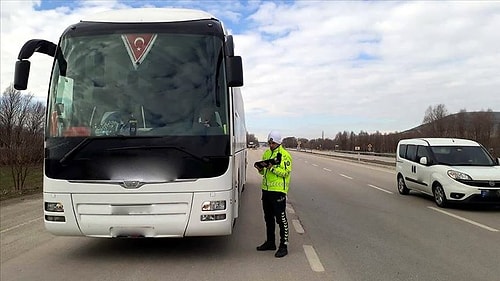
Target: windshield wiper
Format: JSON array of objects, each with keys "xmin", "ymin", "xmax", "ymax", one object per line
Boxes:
[
  {"xmin": 59, "ymin": 137, "xmax": 93, "ymax": 164},
  {"xmin": 59, "ymin": 136, "xmax": 129, "ymax": 164}
]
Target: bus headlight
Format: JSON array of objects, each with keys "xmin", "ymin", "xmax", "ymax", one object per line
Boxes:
[
  {"xmin": 45, "ymin": 202, "xmax": 64, "ymax": 212},
  {"xmin": 201, "ymin": 200, "xmax": 226, "ymax": 211}
]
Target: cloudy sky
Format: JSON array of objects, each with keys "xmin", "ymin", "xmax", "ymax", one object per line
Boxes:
[{"xmin": 1, "ymin": 0, "xmax": 499, "ymax": 141}]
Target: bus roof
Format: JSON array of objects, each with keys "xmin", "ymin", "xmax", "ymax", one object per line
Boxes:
[{"xmin": 81, "ymin": 8, "xmax": 216, "ymax": 23}]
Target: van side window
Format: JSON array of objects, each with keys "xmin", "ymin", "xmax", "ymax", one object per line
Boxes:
[
  {"xmin": 406, "ymin": 145, "xmax": 417, "ymax": 162},
  {"xmin": 399, "ymin": 144, "xmax": 407, "ymax": 158},
  {"xmin": 416, "ymin": 145, "xmax": 430, "ymax": 164}
]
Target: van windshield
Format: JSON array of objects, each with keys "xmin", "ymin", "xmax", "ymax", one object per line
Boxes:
[{"xmin": 431, "ymin": 146, "xmax": 496, "ymax": 166}]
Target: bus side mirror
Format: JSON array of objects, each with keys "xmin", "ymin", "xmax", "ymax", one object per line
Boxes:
[
  {"xmin": 14, "ymin": 60, "xmax": 31, "ymax": 90},
  {"xmin": 225, "ymin": 35, "xmax": 235, "ymax": 57},
  {"xmin": 226, "ymin": 56, "xmax": 243, "ymax": 87}
]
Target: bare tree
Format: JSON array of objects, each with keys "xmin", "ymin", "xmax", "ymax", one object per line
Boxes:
[
  {"xmin": 422, "ymin": 104, "xmax": 449, "ymax": 136},
  {"xmin": 336, "ymin": 132, "xmax": 348, "ymax": 151},
  {"xmin": 449, "ymin": 109, "xmax": 467, "ymax": 138},
  {"xmin": 294, "ymin": 138, "xmax": 306, "ymax": 150},
  {"xmin": 469, "ymin": 109, "xmax": 494, "ymax": 148},
  {"xmin": 422, "ymin": 104, "xmax": 448, "ymax": 124},
  {"xmin": 0, "ymin": 84, "xmax": 45, "ymax": 193}
]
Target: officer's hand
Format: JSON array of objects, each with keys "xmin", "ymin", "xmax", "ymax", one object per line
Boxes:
[{"xmin": 254, "ymin": 163, "xmax": 263, "ymax": 172}]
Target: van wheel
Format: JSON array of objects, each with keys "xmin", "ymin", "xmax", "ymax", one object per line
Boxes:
[
  {"xmin": 433, "ymin": 184, "xmax": 448, "ymax": 208},
  {"xmin": 397, "ymin": 175, "xmax": 410, "ymax": 195}
]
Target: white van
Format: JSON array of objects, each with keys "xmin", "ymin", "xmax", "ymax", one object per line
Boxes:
[{"xmin": 396, "ymin": 138, "xmax": 500, "ymax": 207}]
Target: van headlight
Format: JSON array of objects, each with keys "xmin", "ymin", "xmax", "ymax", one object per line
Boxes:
[
  {"xmin": 447, "ymin": 170, "xmax": 472, "ymax": 181},
  {"xmin": 201, "ymin": 200, "xmax": 226, "ymax": 211}
]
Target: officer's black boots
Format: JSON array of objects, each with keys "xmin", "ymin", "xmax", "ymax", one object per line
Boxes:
[
  {"xmin": 257, "ymin": 241, "xmax": 288, "ymax": 257},
  {"xmin": 274, "ymin": 245, "xmax": 288, "ymax": 258},
  {"xmin": 256, "ymin": 241, "xmax": 276, "ymax": 251}
]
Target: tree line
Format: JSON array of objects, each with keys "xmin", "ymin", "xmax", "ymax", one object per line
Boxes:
[
  {"xmin": 248, "ymin": 104, "xmax": 500, "ymax": 158},
  {"xmin": 0, "ymin": 85, "xmax": 45, "ymax": 194}
]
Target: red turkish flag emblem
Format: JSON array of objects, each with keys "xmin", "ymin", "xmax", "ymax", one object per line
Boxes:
[{"xmin": 122, "ymin": 34, "xmax": 157, "ymax": 68}]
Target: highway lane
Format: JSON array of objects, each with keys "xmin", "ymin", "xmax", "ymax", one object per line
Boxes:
[
  {"xmin": 292, "ymin": 150, "xmax": 499, "ymax": 229},
  {"xmin": 1, "ymin": 149, "xmax": 498, "ymax": 281},
  {"xmin": 1, "ymin": 151, "xmax": 331, "ymax": 281},
  {"xmin": 289, "ymin": 149, "xmax": 499, "ymax": 281}
]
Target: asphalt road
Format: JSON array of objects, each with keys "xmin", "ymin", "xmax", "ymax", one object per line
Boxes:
[{"xmin": 1, "ymin": 149, "xmax": 499, "ymax": 281}]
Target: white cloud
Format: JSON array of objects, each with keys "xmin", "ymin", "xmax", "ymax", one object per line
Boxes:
[
  {"xmin": 237, "ymin": 1, "xmax": 500, "ymax": 140},
  {"xmin": 1, "ymin": 0, "xmax": 126, "ymax": 100},
  {"xmin": 1, "ymin": 0, "xmax": 499, "ymax": 142}
]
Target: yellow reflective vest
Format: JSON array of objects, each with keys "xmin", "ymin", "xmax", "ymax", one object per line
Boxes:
[{"xmin": 260, "ymin": 145, "xmax": 292, "ymax": 194}]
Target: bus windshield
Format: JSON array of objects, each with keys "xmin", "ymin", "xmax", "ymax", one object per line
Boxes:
[{"xmin": 45, "ymin": 26, "xmax": 230, "ymax": 181}]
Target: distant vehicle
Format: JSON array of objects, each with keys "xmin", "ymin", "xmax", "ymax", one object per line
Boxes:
[
  {"xmin": 247, "ymin": 141, "xmax": 256, "ymax": 149},
  {"xmin": 13, "ymin": 8, "xmax": 246, "ymax": 237},
  {"xmin": 396, "ymin": 138, "xmax": 500, "ymax": 207}
]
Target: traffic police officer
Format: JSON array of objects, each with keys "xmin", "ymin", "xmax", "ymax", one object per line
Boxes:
[{"xmin": 255, "ymin": 130, "xmax": 292, "ymax": 258}]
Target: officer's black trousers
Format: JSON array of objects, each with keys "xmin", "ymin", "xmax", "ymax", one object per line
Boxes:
[{"xmin": 261, "ymin": 190, "xmax": 289, "ymax": 247}]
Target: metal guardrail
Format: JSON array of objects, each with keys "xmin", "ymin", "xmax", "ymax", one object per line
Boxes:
[{"xmin": 297, "ymin": 149, "xmax": 396, "ymax": 167}]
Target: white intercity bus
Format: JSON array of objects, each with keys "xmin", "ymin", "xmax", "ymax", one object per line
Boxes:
[{"xmin": 14, "ymin": 8, "xmax": 247, "ymax": 237}]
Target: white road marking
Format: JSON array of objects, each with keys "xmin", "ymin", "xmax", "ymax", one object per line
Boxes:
[
  {"xmin": 292, "ymin": 219, "xmax": 305, "ymax": 234},
  {"xmin": 286, "ymin": 204, "xmax": 295, "ymax": 214},
  {"xmin": 367, "ymin": 184, "xmax": 394, "ymax": 194},
  {"xmin": 323, "ymin": 168, "xmax": 332, "ymax": 172},
  {"xmin": 303, "ymin": 245, "xmax": 325, "ymax": 272},
  {"xmin": 312, "ymin": 164, "xmax": 319, "ymax": 167},
  {"xmin": 0, "ymin": 217, "xmax": 42, "ymax": 234},
  {"xmin": 339, "ymin": 174, "xmax": 353, "ymax": 179},
  {"xmin": 428, "ymin": 207, "xmax": 499, "ymax": 232}
]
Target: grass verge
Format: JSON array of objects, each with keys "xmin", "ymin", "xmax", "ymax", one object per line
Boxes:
[{"xmin": 0, "ymin": 164, "xmax": 43, "ymax": 201}]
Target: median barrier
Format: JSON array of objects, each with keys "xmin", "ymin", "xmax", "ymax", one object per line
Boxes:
[{"xmin": 296, "ymin": 149, "xmax": 396, "ymax": 167}]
